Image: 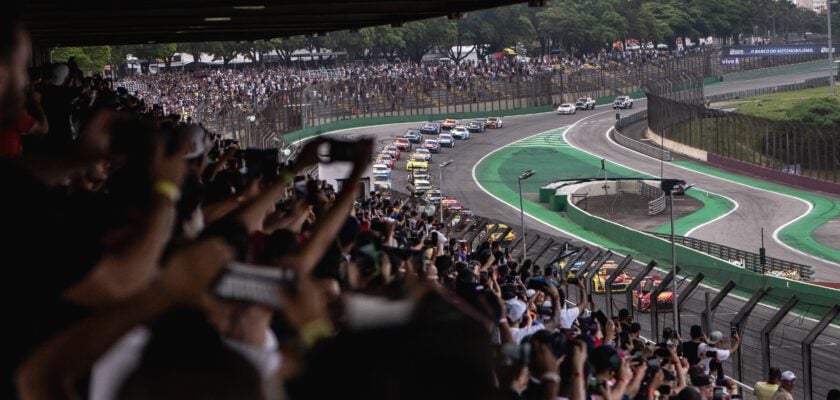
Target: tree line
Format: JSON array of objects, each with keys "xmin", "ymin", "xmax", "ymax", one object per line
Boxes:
[{"xmin": 52, "ymin": 0, "xmax": 833, "ymax": 74}]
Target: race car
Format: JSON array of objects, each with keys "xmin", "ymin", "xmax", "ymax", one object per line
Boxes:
[
  {"xmin": 632, "ymin": 275, "xmax": 675, "ymax": 312},
  {"xmin": 467, "ymin": 119, "xmax": 485, "ymax": 133},
  {"xmin": 612, "ymin": 96, "xmax": 633, "ymax": 109},
  {"xmin": 481, "ymin": 223, "xmax": 516, "ymax": 242},
  {"xmin": 565, "ymin": 260, "xmax": 588, "ymax": 284},
  {"xmin": 592, "ymin": 262, "xmax": 632, "ymax": 293},
  {"xmin": 556, "ymin": 103, "xmax": 576, "ymax": 115},
  {"xmin": 484, "ymin": 116, "xmax": 503, "ymax": 128},
  {"xmin": 412, "ymin": 148, "xmax": 432, "ymax": 161},
  {"xmin": 441, "ymin": 118, "xmax": 459, "ymax": 130},
  {"xmin": 374, "ymin": 153, "xmax": 395, "ymax": 169},
  {"xmin": 424, "ymin": 189, "xmax": 443, "ymax": 204},
  {"xmin": 410, "ymin": 170, "xmax": 430, "ymax": 183},
  {"xmin": 403, "ymin": 129, "xmax": 423, "ymax": 143},
  {"xmin": 450, "ymin": 209, "xmax": 475, "ymax": 231},
  {"xmin": 382, "ymin": 145, "xmax": 401, "ymax": 160},
  {"xmin": 437, "ymin": 133, "xmax": 455, "ymax": 148},
  {"xmin": 422, "ymin": 139, "xmax": 441, "ymax": 154},
  {"xmin": 412, "ymin": 179, "xmax": 432, "ymax": 195},
  {"xmin": 575, "ymin": 97, "xmax": 595, "ymax": 110},
  {"xmin": 440, "ymin": 197, "xmax": 463, "ymax": 211},
  {"xmin": 406, "ymin": 157, "xmax": 429, "ymax": 171},
  {"xmin": 420, "ymin": 122, "xmax": 441, "ymax": 135},
  {"xmin": 450, "ymin": 126, "xmax": 470, "ymax": 140},
  {"xmin": 373, "ymin": 175, "xmax": 391, "ymax": 191},
  {"xmin": 393, "ymin": 137, "xmax": 412, "ymax": 151},
  {"xmin": 372, "ymin": 163, "xmax": 391, "ymax": 178}
]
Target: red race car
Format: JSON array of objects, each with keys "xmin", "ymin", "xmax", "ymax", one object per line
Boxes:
[{"xmin": 632, "ymin": 275, "xmax": 676, "ymax": 313}]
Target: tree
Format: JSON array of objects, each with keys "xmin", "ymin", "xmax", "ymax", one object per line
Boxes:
[
  {"xmin": 51, "ymin": 46, "xmax": 112, "ymax": 75},
  {"xmin": 369, "ymin": 26, "xmax": 405, "ymax": 61},
  {"xmin": 206, "ymin": 42, "xmax": 243, "ymax": 66},
  {"xmin": 461, "ymin": 6, "xmax": 535, "ymax": 59},
  {"xmin": 268, "ymin": 36, "xmax": 307, "ymax": 67},
  {"xmin": 324, "ymin": 29, "xmax": 373, "ymax": 61},
  {"xmin": 242, "ymin": 40, "xmax": 274, "ymax": 66},
  {"xmin": 402, "ymin": 18, "xmax": 449, "ymax": 63},
  {"xmin": 130, "ymin": 43, "xmax": 178, "ymax": 71}
]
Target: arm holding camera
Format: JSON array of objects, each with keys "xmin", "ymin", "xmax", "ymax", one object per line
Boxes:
[{"xmin": 277, "ymin": 139, "xmax": 373, "ymax": 274}]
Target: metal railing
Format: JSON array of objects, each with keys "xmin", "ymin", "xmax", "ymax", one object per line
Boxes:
[
  {"xmin": 639, "ymin": 181, "xmax": 667, "ymax": 215},
  {"xmin": 613, "ymin": 109, "xmax": 673, "ymax": 161},
  {"xmin": 645, "ymin": 74, "xmax": 840, "ymax": 184},
  {"xmin": 648, "ymin": 232, "xmax": 815, "ymax": 281}
]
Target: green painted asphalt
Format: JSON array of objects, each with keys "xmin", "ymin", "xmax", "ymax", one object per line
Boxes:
[
  {"xmin": 651, "ymin": 190, "xmax": 735, "ymax": 236},
  {"xmin": 475, "ymin": 128, "xmax": 736, "ymax": 240},
  {"xmin": 673, "ymin": 161, "xmax": 840, "ymax": 264}
]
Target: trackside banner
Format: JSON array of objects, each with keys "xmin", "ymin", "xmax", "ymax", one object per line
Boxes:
[{"xmin": 721, "ymin": 45, "xmax": 837, "ymax": 58}]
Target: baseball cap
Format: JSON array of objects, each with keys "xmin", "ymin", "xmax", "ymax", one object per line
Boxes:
[
  {"xmin": 708, "ymin": 331, "xmax": 724, "ymax": 344},
  {"xmin": 525, "ymin": 289, "xmax": 537, "ymax": 298},
  {"xmin": 781, "ymin": 371, "xmax": 796, "ymax": 381},
  {"xmin": 505, "ymin": 299, "xmax": 527, "ymax": 323}
]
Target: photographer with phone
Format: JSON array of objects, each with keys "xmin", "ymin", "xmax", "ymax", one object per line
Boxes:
[{"xmin": 698, "ymin": 330, "xmax": 740, "ymax": 386}]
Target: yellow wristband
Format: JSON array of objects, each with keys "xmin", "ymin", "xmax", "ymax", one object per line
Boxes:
[
  {"xmin": 299, "ymin": 318, "xmax": 334, "ymax": 348},
  {"xmin": 153, "ymin": 180, "xmax": 181, "ymax": 202}
]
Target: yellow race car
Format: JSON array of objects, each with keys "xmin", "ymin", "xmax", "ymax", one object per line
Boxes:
[
  {"xmin": 481, "ymin": 223, "xmax": 516, "ymax": 242},
  {"xmin": 406, "ymin": 157, "xmax": 429, "ymax": 171},
  {"xmin": 592, "ymin": 262, "xmax": 632, "ymax": 293}
]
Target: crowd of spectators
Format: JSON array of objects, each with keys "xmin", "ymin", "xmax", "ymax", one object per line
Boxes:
[
  {"xmin": 4, "ymin": 9, "xmax": 840, "ymax": 400},
  {"xmin": 121, "ymin": 44, "xmax": 708, "ymax": 121}
]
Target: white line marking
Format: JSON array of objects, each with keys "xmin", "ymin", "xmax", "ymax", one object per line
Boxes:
[
  {"xmin": 470, "ymin": 111, "xmax": 840, "ymax": 328},
  {"xmin": 596, "ymin": 126, "xmax": 740, "ymax": 238},
  {"xmin": 598, "ymin": 118, "xmax": 839, "ymax": 268}
]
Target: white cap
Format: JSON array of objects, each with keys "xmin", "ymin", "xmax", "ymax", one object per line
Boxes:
[
  {"xmin": 781, "ymin": 371, "xmax": 796, "ymax": 381},
  {"xmin": 525, "ymin": 289, "xmax": 536, "ymax": 298},
  {"xmin": 709, "ymin": 331, "xmax": 724, "ymax": 344},
  {"xmin": 505, "ymin": 299, "xmax": 527, "ymax": 323},
  {"xmin": 183, "ymin": 126, "xmax": 212, "ymax": 159}
]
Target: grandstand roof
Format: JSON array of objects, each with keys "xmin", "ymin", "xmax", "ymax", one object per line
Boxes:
[{"xmin": 24, "ymin": 0, "xmax": 531, "ymax": 47}]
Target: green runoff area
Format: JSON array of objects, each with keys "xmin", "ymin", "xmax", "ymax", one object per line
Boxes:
[
  {"xmin": 474, "ymin": 127, "xmax": 736, "ymax": 241},
  {"xmin": 726, "ymin": 85, "xmax": 837, "ymax": 120},
  {"xmin": 474, "ymin": 128, "xmax": 840, "ymax": 316}
]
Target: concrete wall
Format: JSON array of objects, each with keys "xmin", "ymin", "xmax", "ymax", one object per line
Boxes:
[{"xmin": 645, "ymin": 128, "xmax": 708, "ymax": 162}]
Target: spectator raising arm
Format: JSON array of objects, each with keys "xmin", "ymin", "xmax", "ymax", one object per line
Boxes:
[{"xmin": 16, "ymin": 239, "xmax": 233, "ymax": 400}]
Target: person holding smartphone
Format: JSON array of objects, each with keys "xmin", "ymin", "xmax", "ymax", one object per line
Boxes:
[{"xmin": 698, "ymin": 330, "xmax": 740, "ymax": 385}]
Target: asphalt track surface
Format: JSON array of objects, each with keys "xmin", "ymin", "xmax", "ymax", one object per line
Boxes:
[{"xmin": 327, "ymin": 67, "xmax": 840, "ymax": 398}]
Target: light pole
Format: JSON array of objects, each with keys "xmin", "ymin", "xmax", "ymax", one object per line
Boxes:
[
  {"xmin": 661, "ymin": 179, "xmax": 691, "ymax": 335},
  {"xmin": 518, "ymin": 169, "xmax": 536, "ymax": 260},
  {"xmin": 439, "ymin": 160, "xmax": 453, "ymax": 223},
  {"xmin": 829, "ymin": 0, "xmax": 835, "ymax": 96}
]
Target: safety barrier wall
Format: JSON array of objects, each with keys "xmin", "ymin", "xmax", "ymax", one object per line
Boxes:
[
  {"xmin": 612, "ymin": 110, "xmax": 674, "ymax": 162},
  {"xmin": 563, "ymin": 193, "xmax": 840, "ymax": 313}
]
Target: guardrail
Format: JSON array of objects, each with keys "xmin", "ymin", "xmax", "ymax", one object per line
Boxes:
[
  {"xmin": 705, "ymin": 76, "xmax": 832, "ymax": 103},
  {"xmin": 648, "ymin": 232, "xmax": 815, "ymax": 281},
  {"xmin": 638, "ymin": 181, "xmax": 666, "ymax": 215},
  {"xmin": 612, "ymin": 110, "xmax": 673, "ymax": 161}
]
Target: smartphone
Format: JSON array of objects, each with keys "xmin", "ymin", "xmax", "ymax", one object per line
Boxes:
[
  {"xmin": 658, "ymin": 385, "xmax": 672, "ymax": 395},
  {"xmin": 706, "ymin": 350, "xmax": 718, "ymax": 358},
  {"xmin": 317, "ymin": 139, "xmax": 355, "ymax": 163},
  {"xmin": 593, "ymin": 310, "xmax": 608, "ymax": 329},
  {"xmin": 214, "ymin": 261, "xmax": 296, "ymax": 308},
  {"xmin": 514, "ymin": 275, "xmax": 521, "ymax": 283},
  {"xmin": 730, "ymin": 326, "xmax": 737, "ymax": 339}
]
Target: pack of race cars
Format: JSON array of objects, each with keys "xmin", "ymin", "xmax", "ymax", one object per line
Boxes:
[
  {"xmin": 563, "ymin": 258, "xmax": 674, "ymax": 313},
  {"xmin": 371, "ymin": 116, "xmax": 505, "ymax": 198}
]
